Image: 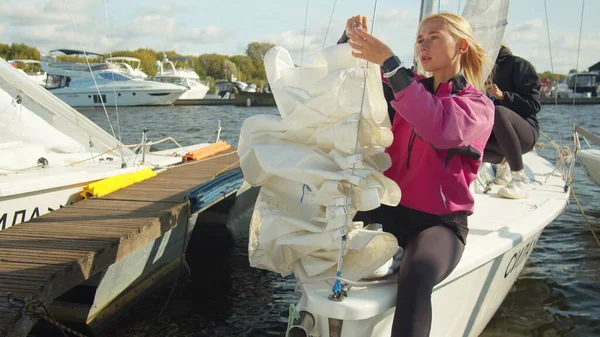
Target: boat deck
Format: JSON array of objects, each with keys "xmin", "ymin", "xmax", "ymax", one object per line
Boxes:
[{"xmin": 0, "ymin": 150, "xmax": 240, "ymax": 337}]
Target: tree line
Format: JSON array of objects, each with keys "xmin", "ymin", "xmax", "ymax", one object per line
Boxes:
[
  {"xmin": 0, "ymin": 42, "xmax": 275, "ymax": 92},
  {"xmin": 1, "ymin": 41, "xmax": 573, "ymax": 88}
]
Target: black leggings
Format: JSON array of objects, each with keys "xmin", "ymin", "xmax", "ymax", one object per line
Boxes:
[
  {"xmin": 483, "ymin": 106, "xmax": 538, "ymax": 171},
  {"xmin": 354, "ymin": 206, "xmax": 466, "ymax": 337},
  {"xmin": 390, "ymin": 225, "xmax": 464, "ymax": 337}
]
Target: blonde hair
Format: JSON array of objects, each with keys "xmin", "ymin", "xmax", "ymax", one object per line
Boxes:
[{"xmin": 414, "ymin": 12, "xmax": 492, "ymax": 93}]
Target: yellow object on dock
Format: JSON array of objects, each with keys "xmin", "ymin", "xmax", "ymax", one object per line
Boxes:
[{"xmin": 80, "ymin": 167, "xmax": 157, "ymax": 199}]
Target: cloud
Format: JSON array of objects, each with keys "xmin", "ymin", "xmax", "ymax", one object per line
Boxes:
[
  {"xmin": 512, "ymin": 19, "xmax": 544, "ymax": 32},
  {"xmin": 179, "ymin": 26, "xmax": 234, "ymax": 44},
  {"xmin": 499, "ymin": 15, "xmax": 600, "ymax": 74},
  {"xmin": 0, "ymin": 1, "xmax": 232, "ymax": 56},
  {"xmin": 261, "ymin": 30, "xmax": 322, "ymax": 53},
  {"xmin": 377, "ymin": 9, "xmax": 409, "ymax": 22},
  {"xmin": 0, "ymin": 1, "xmax": 91, "ymax": 27},
  {"xmin": 504, "ymin": 31, "xmax": 600, "ymax": 73},
  {"xmin": 123, "ymin": 15, "xmax": 177, "ymax": 37}
]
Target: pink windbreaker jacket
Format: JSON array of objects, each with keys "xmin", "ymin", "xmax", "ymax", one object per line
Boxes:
[{"xmin": 382, "ymin": 70, "xmax": 495, "ymax": 216}]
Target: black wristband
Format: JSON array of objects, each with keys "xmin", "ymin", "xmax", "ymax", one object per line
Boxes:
[
  {"xmin": 381, "ymin": 55, "xmax": 402, "ymax": 73},
  {"xmin": 339, "ymin": 30, "xmax": 350, "ymax": 43}
]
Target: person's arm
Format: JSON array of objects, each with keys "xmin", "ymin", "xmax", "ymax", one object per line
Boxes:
[
  {"xmin": 383, "ymin": 56, "xmax": 494, "ymax": 149},
  {"xmin": 497, "ymin": 58, "xmax": 541, "ymax": 116}
]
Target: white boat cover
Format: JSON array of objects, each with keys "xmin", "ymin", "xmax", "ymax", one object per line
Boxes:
[
  {"xmin": 0, "ymin": 57, "xmax": 134, "ymax": 172},
  {"xmin": 238, "ymin": 44, "xmax": 401, "ymax": 281}
]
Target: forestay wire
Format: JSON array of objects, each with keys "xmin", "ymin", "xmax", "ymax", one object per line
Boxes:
[{"xmin": 62, "ymin": 0, "xmax": 124, "ymax": 164}]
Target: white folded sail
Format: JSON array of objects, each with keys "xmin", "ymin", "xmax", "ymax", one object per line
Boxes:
[{"xmin": 239, "ymin": 44, "xmax": 401, "ymax": 281}]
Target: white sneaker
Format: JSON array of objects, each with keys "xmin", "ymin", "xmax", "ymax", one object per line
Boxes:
[
  {"xmin": 493, "ymin": 162, "xmax": 511, "ymax": 185},
  {"xmin": 498, "ymin": 172, "xmax": 530, "ymax": 199}
]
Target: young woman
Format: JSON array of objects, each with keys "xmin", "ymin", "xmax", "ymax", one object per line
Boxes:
[
  {"xmin": 483, "ymin": 45, "xmax": 542, "ymax": 199},
  {"xmin": 339, "ymin": 12, "xmax": 495, "ymax": 337}
]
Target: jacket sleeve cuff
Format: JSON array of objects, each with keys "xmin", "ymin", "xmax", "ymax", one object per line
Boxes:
[
  {"xmin": 338, "ymin": 30, "xmax": 349, "ymax": 44},
  {"xmin": 385, "ymin": 67, "xmax": 414, "ymax": 94}
]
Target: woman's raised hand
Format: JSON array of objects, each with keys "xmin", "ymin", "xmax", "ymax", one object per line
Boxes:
[
  {"xmin": 345, "ymin": 16, "xmax": 394, "ymax": 66},
  {"xmin": 346, "ymin": 15, "xmax": 369, "ymax": 34}
]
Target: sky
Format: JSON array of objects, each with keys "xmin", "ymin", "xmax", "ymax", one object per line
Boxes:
[{"xmin": 1, "ymin": 0, "xmax": 598, "ymax": 75}]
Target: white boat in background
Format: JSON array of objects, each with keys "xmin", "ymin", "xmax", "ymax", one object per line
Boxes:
[
  {"xmin": 40, "ymin": 49, "xmax": 106, "ymax": 75},
  {"xmin": 553, "ymin": 72, "xmax": 599, "ymax": 98},
  {"xmin": 0, "ymin": 56, "xmax": 221, "ymax": 230},
  {"xmin": 7, "ymin": 59, "xmax": 47, "ymax": 86},
  {"xmin": 237, "ymin": 1, "xmax": 573, "ymax": 337},
  {"xmin": 104, "ymin": 56, "xmax": 149, "ymax": 80},
  {"xmin": 39, "ymin": 49, "xmax": 186, "ymax": 107},
  {"xmin": 45, "ymin": 70, "xmax": 185, "ymax": 107},
  {"xmin": 154, "ymin": 55, "xmax": 210, "ymax": 100},
  {"xmin": 575, "ymin": 124, "xmax": 600, "ymax": 186}
]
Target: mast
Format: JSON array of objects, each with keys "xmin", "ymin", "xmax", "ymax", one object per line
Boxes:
[
  {"xmin": 415, "ymin": 0, "xmax": 439, "ymax": 68},
  {"xmin": 419, "ymin": 0, "xmax": 439, "ymax": 21}
]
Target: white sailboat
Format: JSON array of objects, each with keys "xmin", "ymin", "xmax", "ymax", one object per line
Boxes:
[
  {"xmin": 0, "ymin": 56, "xmax": 220, "ymax": 230},
  {"xmin": 237, "ymin": 1, "xmax": 572, "ymax": 337}
]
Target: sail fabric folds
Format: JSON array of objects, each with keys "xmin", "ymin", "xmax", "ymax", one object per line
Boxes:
[
  {"xmin": 461, "ymin": 0, "xmax": 510, "ymax": 80},
  {"xmin": 238, "ymin": 44, "xmax": 401, "ymax": 281}
]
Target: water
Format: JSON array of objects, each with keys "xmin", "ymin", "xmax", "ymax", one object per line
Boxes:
[{"xmin": 75, "ymin": 104, "xmax": 600, "ymax": 336}]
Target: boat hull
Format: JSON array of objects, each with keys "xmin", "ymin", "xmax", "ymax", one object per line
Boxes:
[
  {"xmin": 178, "ymin": 84, "xmax": 210, "ymax": 100},
  {"xmin": 0, "ymin": 183, "xmax": 86, "ymax": 230},
  {"xmin": 292, "ymin": 152, "xmax": 569, "ymax": 337},
  {"xmin": 50, "ymin": 88, "xmax": 184, "ymax": 107},
  {"xmin": 299, "ymin": 229, "xmax": 546, "ymax": 337},
  {"xmin": 578, "ymin": 149, "xmax": 600, "ymax": 186}
]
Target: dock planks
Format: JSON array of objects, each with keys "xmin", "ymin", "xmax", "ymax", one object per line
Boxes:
[{"xmin": 0, "ymin": 149, "xmax": 240, "ymax": 337}]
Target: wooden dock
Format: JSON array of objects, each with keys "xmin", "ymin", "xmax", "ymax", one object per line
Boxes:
[{"xmin": 0, "ymin": 150, "xmax": 241, "ymax": 337}]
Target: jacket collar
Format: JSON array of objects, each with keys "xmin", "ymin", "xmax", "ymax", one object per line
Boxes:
[{"xmin": 419, "ymin": 71, "xmax": 467, "ymax": 96}]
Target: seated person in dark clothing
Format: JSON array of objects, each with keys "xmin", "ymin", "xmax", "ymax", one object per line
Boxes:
[{"xmin": 483, "ymin": 44, "xmax": 541, "ymax": 199}]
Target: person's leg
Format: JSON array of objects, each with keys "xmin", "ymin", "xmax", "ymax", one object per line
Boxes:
[
  {"xmin": 484, "ymin": 106, "xmax": 537, "ymax": 195},
  {"xmin": 483, "ymin": 133, "xmax": 505, "ymax": 165},
  {"xmin": 491, "ymin": 106, "xmax": 537, "ymax": 172},
  {"xmin": 390, "ymin": 226, "xmax": 465, "ymax": 337},
  {"xmin": 483, "ymin": 133, "xmax": 512, "ymax": 185}
]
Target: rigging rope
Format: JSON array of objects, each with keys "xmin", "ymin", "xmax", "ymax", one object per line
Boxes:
[
  {"xmin": 62, "ymin": 0, "xmax": 123, "ymax": 163},
  {"xmin": 103, "ymin": 0, "xmax": 126, "ymax": 168},
  {"xmin": 572, "ymin": 0, "xmax": 586, "ymax": 111},
  {"xmin": 300, "ymin": 0, "xmax": 310, "ymax": 66},
  {"xmin": 542, "ymin": 0, "xmax": 562, "ymax": 146},
  {"xmin": 329, "ymin": 0, "xmax": 380, "ymax": 301},
  {"xmin": 322, "ymin": 0, "xmax": 339, "ymax": 49}
]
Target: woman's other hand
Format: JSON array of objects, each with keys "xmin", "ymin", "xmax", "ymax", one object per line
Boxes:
[{"xmin": 486, "ymin": 83, "xmax": 505, "ymax": 100}]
